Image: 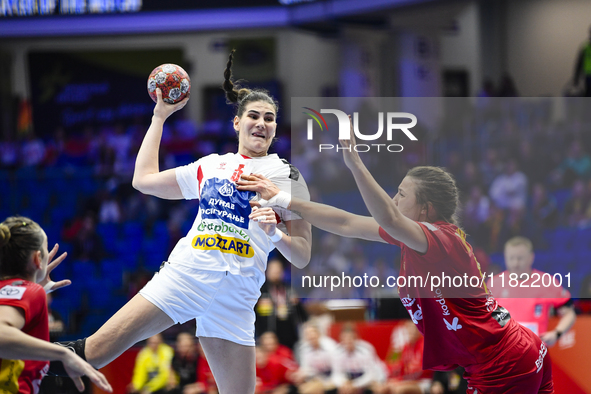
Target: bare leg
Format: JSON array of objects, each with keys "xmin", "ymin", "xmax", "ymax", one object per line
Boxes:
[
  {"xmin": 199, "ymin": 337, "xmax": 256, "ymax": 394},
  {"xmin": 85, "ymin": 294, "xmax": 174, "ymax": 368}
]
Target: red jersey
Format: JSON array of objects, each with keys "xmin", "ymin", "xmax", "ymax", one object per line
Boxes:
[
  {"xmin": 488, "ymin": 269, "xmax": 571, "ymax": 336},
  {"xmin": 197, "ymin": 355, "xmax": 217, "ymax": 392},
  {"xmin": 268, "ymin": 345, "xmax": 297, "ymax": 370},
  {"xmin": 388, "ymin": 337, "xmax": 432, "ymax": 381},
  {"xmin": 379, "ymin": 222, "xmax": 520, "ymax": 371},
  {"xmin": 0, "ymin": 279, "xmax": 49, "ymax": 394},
  {"xmin": 255, "ymin": 357, "xmax": 293, "ymax": 393}
]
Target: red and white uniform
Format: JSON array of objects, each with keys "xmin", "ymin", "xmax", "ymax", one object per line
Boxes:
[
  {"xmin": 488, "ymin": 269, "xmax": 571, "ymax": 336},
  {"xmin": 0, "ymin": 279, "xmax": 50, "ymax": 394},
  {"xmin": 379, "ymin": 222, "xmax": 554, "ymax": 394},
  {"xmin": 140, "ymin": 152, "xmax": 310, "ymax": 346}
]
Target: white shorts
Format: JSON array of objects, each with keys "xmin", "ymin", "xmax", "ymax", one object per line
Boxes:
[{"xmin": 139, "ymin": 262, "xmax": 261, "ymax": 346}]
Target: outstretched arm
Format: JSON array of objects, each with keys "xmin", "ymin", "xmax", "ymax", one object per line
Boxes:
[
  {"xmin": 238, "ymin": 175, "xmax": 385, "ymax": 243},
  {"xmin": 338, "ymin": 119, "xmax": 427, "ymax": 253},
  {"xmin": 132, "ymin": 88, "xmax": 189, "ymax": 199},
  {"xmin": 0, "ymin": 306, "xmax": 113, "ymax": 392}
]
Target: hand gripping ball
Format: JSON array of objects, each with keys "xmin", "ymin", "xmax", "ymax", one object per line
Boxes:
[{"xmin": 147, "ymin": 64, "xmax": 191, "ymax": 104}]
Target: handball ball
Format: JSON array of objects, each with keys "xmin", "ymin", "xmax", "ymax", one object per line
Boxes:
[{"xmin": 147, "ymin": 64, "xmax": 190, "ymax": 104}]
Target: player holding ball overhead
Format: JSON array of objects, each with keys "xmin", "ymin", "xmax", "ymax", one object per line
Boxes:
[{"xmin": 52, "ymin": 51, "xmax": 311, "ymax": 394}]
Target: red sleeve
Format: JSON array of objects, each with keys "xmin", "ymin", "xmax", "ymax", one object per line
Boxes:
[{"xmin": 0, "ymin": 283, "xmax": 46, "ymax": 326}]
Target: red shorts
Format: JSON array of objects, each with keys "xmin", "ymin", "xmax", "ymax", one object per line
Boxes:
[{"xmin": 464, "ymin": 325, "xmax": 554, "ymax": 394}]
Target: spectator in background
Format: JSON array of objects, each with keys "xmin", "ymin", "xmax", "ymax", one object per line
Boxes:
[
  {"xmin": 260, "ymin": 332, "xmax": 297, "ymax": 369},
  {"xmin": 255, "ymin": 346, "xmax": 295, "ymax": 394},
  {"xmin": 552, "ymin": 141, "xmax": 591, "ymax": 188},
  {"xmin": 0, "ymin": 133, "xmax": 18, "ymax": 169},
  {"xmin": 528, "ymin": 183, "xmax": 559, "ymax": 230},
  {"xmin": 71, "ymin": 213, "xmax": 106, "ymax": 264},
  {"xmin": 488, "ymin": 237, "xmax": 576, "ymax": 347},
  {"xmin": 44, "ymin": 127, "xmax": 66, "ymax": 167},
  {"xmin": 489, "ymin": 159, "xmax": 528, "ymax": 234},
  {"xmin": 330, "ymin": 324, "xmax": 385, "ymax": 394},
  {"xmin": 168, "ymin": 332, "xmax": 214, "ymax": 394},
  {"xmin": 572, "ymin": 24, "xmax": 591, "ymax": 97},
  {"xmin": 128, "ymin": 333, "xmax": 174, "ymax": 394},
  {"xmin": 292, "ymin": 323, "xmax": 336, "ymax": 394},
  {"xmin": 429, "ymin": 369, "xmax": 467, "ymax": 394},
  {"xmin": 479, "ymin": 148, "xmax": 503, "ymax": 187},
  {"xmin": 98, "ymin": 189, "xmax": 122, "ymax": 224},
  {"xmin": 107, "ymin": 123, "xmax": 134, "ymax": 176},
  {"xmin": 455, "ymin": 161, "xmax": 481, "ymax": 196},
  {"xmin": 385, "ymin": 321, "xmax": 432, "ymax": 394},
  {"xmin": 564, "ymin": 180, "xmax": 589, "ymax": 227},
  {"xmin": 462, "ymin": 185, "xmax": 491, "ymax": 247},
  {"xmin": 497, "ymin": 73, "xmax": 519, "ymax": 97},
  {"xmin": 256, "ymin": 258, "xmax": 305, "ymax": 349},
  {"xmin": 20, "ymin": 131, "xmax": 46, "ymax": 167}
]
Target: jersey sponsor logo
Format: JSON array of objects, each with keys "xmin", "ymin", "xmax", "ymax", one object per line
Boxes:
[
  {"xmin": 401, "ymin": 297, "xmax": 415, "ymax": 308},
  {"xmin": 444, "ymin": 317, "xmax": 463, "ymax": 331},
  {"xmin": 0, "ymin": 285, "xmax": 26, "ymax": 300},
  {"xmin": 200, "ymin": 178, "xmax": 254, "ymax": 229},
  {"xmin": 434, "ymin": 288, "xmax": 450, "ymax": 316},
  {"xmin": 535, "ymin": 342, "xmax": 547, "ymax": 373},
  {"xmin": 408, "ymin": 304, "xmax": 423, "ymax": 324},
  {"xmin": 485, "ymin": 295, "xmax": 497, "ymax": 313},
  {"xmin": 191, "ymin": 234, "xmax": 254, "ymax": 258},
  {"xmin": 219, "ymin": 182, "xmax": 235, "ymax": 197},
  {"xmin": 231, "ymin": 164, "xmax": 245, "ymax": 182},
  {"xmin": 197, "ymin": 221, "xmax": 250, "ymax": 242}
]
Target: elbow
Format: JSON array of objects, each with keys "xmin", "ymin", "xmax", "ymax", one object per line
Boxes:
[
  {"xmin": 293, "ymin": 258, "xmax": 310, "ymax": 270},
  {"xmin": 132, "ymin": 177, "xmax": 149, "ymax": 194},
  {"xmin": 292, "ymin": 250, "xmax": 311, "ymax": 269}
]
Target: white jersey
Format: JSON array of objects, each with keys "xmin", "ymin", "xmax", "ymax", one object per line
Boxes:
[{"xmin": 171, "ymin": 152, "xmax": 309, "ymax": 285}]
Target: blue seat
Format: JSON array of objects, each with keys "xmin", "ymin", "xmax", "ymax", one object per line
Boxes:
[
  {"xmin": 547, "ymin": 227, "xmax": 575, "ymax": 252},
  {"xmin": 573, "ymin": 228, "xmax": 591, "ymax": 252}
]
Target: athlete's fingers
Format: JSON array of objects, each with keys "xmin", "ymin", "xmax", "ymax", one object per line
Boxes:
[
  {"xmin": 47, "ymin": 243, "xmax": 59, "ymax": 261},
  {"xmin": 47, "ymin": 252, "xmax": 68, "ymax": 272},
  {"xmin": 72, "ymin": 376, "xmax": 85, "ymax": 392},
  {"xmin": 88, "ymin": 370, "xmax": 113, "ymax": 392},
  {"xmin": 50, "ymin": 279, "xmax": 72, "ymax": 290},
  {"xmin": 240, "ymin": 174, "xmax": 258, "ymax": 181}
]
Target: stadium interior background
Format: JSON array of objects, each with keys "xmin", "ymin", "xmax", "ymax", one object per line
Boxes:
[{"xmin": 2, "ymin": 0, "xmax": 591, "ymax": 392}]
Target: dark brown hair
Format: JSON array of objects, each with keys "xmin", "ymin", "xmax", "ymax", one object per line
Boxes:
[
  {"xmin": 222, "ymin": 49, "xmax": 279, "ymax": 120},
  {"xmin": 406, "ymin": 166, "xmax": 460, "ymax": 225},
  {"xmin": 0, "ymin": 216, "xmax": 45, "ymax": 279}
]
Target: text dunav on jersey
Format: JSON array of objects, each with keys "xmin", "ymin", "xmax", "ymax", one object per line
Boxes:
[{"xmin": 199, "ymin": 177, "xmax": 254, "ymax": 229}]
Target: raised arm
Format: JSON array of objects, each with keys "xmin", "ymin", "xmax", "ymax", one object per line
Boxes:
[
  {"xmin": 338, "ymin": 119, "xmax": 427, "ymax": 253},
  {"xmin": 132, "ymin": 88, "xmax": 189, "ymax": 200},
  {"xmin": 238, "ymin": 175, "xmax": 385, "ymax": 243}
]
